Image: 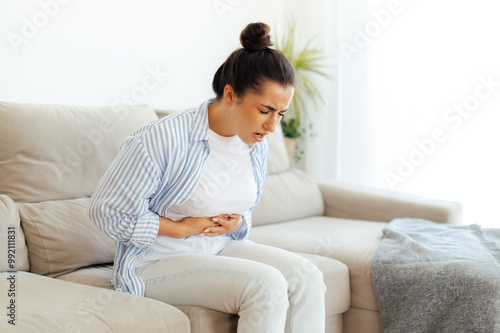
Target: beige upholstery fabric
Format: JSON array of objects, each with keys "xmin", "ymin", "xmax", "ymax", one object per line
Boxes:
[
  {"xmin": 265, "ymin": 126, "xmax": 290, "ymax": 175},
  {"xmin": 252, "ymin": 169, "xmax": 324, "ymax": 226},
  {"xmin": 0, "ymin": 271, "xmax": 190, "ymax": 333},
  {"xmin": 18, "ymin": 198, "xmax": 116, "ymax": 277},
  {"xmin": 317, "ymin": 179, "xmax": 463, "ymax": 225},
  {"xmin": 177, "ymin": 306, "xmax": 238, "ymax": 333},
  {"xmin": 0, "ymin": 195, "xmax": 29, "ymax": 272},
  {"xmin": 295, "ymin": 252, "xmax": 350, "ymax": 316},
  {"xmin": 343, "ymin": 307, "xmax": 383, "ymax": 333},
  {"xmin": 0, "ymin": 101, "xmax": 158, "ymax": 203},
  {"xmin": 56, "ymin": 264, "xmax": 115, "ymax": 290},
  {"xmin": 326, "ymin": 315, "xmax": 343, "ymax": 333},
  {"xmin": 155, "ymin": 109, "xmax": 176, "ymax": 119},
  {"xmin": 248, "ymin": 216, "xmax": 388, "ymax": 312}
]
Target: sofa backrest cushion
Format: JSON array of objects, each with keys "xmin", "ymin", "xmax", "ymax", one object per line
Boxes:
[
  {"xmin": 0, "ymin": 195, "xmax": 30, "ymax": 272},
  {"xmin": 265, "ymin": 123, "xmax": 290, "ymax": 175},
  {"xmin": 17, "ymin": 198, "xmax": 116, "ymax": 277},
  {"xmin": 0, "ymin": 101, "xmax": 158, "ymax": 203},
  {"xmin": 252, "ymin": 127, "xmax": 325, "ymax": 226},
  {"xmin": 252, "ymin": 168, "xmax": 325, "ymax": 226}
]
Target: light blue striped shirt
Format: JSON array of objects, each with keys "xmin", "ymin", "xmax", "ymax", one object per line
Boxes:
[{"xmin": 88, "ymin": 99, "xmax": 268, "ymax": 296}]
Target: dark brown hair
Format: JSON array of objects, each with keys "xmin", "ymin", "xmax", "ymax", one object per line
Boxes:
[{"xmin": 212, "ymin": 22, "xmax": 296, "ymax": 100}]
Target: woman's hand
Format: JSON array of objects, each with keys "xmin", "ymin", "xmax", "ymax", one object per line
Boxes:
[
  {"xmin": 158, "ymin": 214, "xmax": 242, "ymax": 238},
  {"xmin": 180, "ymin": 216, "xmax": 221, "ymax": 237},
  {"xmin": 200, "ymin": 214, "xmax": 242, "ymax": 237},
  {"xmin": 158, "ymin": 216, "xmax": 218, "ymax": 238}
]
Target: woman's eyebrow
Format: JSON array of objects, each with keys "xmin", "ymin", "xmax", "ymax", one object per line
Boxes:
[{"xmin": 261, "ymin": 104, "xmax": 287, "ymax": 112}]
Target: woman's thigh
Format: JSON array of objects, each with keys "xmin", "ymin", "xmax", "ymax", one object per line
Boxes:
[
  {"xmin": 218, "ymin": 240, "xmax": 323, "ymax": 286},
  {"xmin": 135, "ymin": 254, "xmax": 288, "ymax": 314},
  {"xmin": 219, "ymin": 240, "xmax": 327, "ymax": 332}
]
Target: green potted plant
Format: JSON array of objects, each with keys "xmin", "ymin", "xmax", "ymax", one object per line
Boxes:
[{"xmin": 276, "ymin": 19, "xmax": 330, "ymax": 161}]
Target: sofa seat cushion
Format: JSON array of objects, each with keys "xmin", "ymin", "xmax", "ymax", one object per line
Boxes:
[
  {"xmin": 177, "ymin": 306, "xmax": 238, "ymax": 333},
  {"xmin": 294, "ymin": 252, "xmax": 350, "ymax": 316},
  {"xmin": 18, "ymin": 198, "xmax": 116, "ymax": 277},
  {"xmin": 1, "ymin": 271, "xmax": 190, "ymax": 332},
  {"xmin": 56, "ymin": 264, "xmax": 115, "ymax": 290},
  {"xmin": 248, "ymin": 216, "xmax": 387, "ymax": 312}
]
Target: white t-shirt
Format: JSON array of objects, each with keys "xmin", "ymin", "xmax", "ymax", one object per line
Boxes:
[{"xmin": 135, "ymin": 129, "xmax": 257, "ymax": 269}]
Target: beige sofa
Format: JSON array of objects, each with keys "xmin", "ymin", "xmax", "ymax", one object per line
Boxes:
[{"xmin": 0, "ymin": 101, "xmax": 462, "ymax": 333}]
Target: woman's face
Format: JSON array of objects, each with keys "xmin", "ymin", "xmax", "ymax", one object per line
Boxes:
[{"xmin": 230, "ymin": 81, "xmax": 294, "ymax": 145}]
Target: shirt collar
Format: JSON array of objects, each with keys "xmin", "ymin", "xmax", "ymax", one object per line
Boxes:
[{"xmin": 189, "ymin": 98, "xmax": 213, "ymax": 143}]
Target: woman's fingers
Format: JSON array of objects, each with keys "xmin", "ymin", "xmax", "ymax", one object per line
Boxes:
[
  {"xmin": 199, "ymin": 214, "xmax": 242, "ymax": 236},
  {"xmin": 200, "ymin": 226, "xmax": 224, "ymax": 236}
]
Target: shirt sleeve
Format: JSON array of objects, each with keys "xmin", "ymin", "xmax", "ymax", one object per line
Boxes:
[{"xmin": 88, "ymin": 135, "xmax": 161, "ymax": 248}]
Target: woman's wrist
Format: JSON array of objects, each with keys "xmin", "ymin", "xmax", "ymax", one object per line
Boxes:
[{"xmin": 158, "ymin": 216, "xmax": 191, "ymax": 238}]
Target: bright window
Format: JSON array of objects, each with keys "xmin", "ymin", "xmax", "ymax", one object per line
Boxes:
[{"xmin": 367, "ymin": 0, "xmax": 500, "ymax": 227}]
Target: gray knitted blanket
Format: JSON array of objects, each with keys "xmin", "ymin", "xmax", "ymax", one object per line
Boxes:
[{"xmin": 371, "ymin": 218, "xmax": 500, "ymax": 333}]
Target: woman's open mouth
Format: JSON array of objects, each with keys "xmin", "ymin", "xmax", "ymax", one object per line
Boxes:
[{"xmin": 253, "ymin": 133, "xmax": 265, "ymax": 142}]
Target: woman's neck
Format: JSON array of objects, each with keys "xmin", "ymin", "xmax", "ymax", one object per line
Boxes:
[{"xmin": 207, "ymin": 99, "xmax": 236, "ymax": 137}]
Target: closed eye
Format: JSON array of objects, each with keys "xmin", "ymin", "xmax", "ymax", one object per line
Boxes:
[{"xmin": 259, "ymin": 109, "xmax": 286, "ymax": 117}]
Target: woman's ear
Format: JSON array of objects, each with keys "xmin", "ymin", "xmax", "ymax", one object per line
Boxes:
[{"xmin": 223, "ymin": 85, "xmax": 236, "ymax": 106}]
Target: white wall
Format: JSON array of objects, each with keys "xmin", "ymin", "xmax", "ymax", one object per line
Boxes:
[
  {"xmin": 283, "ymin": 0, "xmax": 340, "ymax": 180},
  {"xmin": 336, "ymin": 0, "xmax": 374, "ymax": 184},
  {"xmin": 0, "ymin": 0, "xmax": 288, "ymax": 110}
]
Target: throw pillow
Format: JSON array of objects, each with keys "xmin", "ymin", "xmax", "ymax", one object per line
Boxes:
[{"xmin": 18, "ymin": 198, "xmax": 116, "ymax": 277}]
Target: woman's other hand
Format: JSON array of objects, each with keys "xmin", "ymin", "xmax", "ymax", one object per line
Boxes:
[{"xmin": 200, "ymin": 214, "xmax": 242, "ymax": 237}]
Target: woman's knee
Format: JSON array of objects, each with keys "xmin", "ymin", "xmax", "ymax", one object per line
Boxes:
[
  {"xmin": 286, "ymin": 256, "xmax": 326, "ymax": 294},
  {"xmin": 249, "ymin": 263, "xmax": 289, "ymax": 297},
  {"xmin": 237, "ymin": 264, "xmax": 289, "ymax": 332},
  {"xmin": 240, "ymin": 263, "xmax": 289, "ymax": 309}
]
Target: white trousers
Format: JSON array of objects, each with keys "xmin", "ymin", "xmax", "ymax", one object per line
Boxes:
[{"xmin": 136, "ymin": 240, "xmax": 326, "ymax": 333}]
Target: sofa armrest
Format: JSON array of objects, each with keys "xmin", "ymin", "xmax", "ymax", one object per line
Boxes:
[{"xmin": 316, "ymin": 180, "xmax": 463, "ymax": 225}]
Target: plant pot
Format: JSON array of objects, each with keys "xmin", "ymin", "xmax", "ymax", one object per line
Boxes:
[{"xmin": 284, "ymin": 137, "xmax": 297, "ymax": 162}]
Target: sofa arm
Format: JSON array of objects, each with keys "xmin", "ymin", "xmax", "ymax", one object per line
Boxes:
[{"xmin": 316, "ymin": 180, "xmax": 463, "ymax": 225}]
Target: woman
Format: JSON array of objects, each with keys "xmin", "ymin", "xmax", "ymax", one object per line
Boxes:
[{"xmin": 89, "ymin": 22, "xmax": 326, "ymax": 333}]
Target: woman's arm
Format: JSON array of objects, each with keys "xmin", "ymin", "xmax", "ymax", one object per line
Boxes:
[{"xmin": 89, "ymin": 137, "xmax": 162, "ymax": 247}]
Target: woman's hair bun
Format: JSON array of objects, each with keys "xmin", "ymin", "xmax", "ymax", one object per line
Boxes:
[{"xmin": 240, "ymin": 22, "xmax": 274, "ymax": 51}]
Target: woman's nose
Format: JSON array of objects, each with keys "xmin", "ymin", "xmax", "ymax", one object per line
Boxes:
[{"xmin": 263, "ymin": 114, "xmax": 279, "ymax": 133}]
